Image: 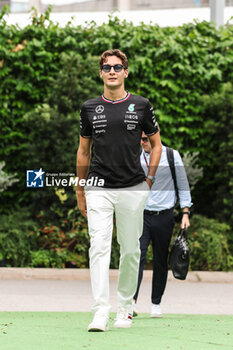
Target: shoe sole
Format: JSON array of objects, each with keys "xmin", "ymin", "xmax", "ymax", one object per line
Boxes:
[
  {"xmin": 88, "ymin": 325, "xmax": 109, "ymax": 332},
  {"xmin": 88, "ymin": 328, "xmax": 108, "ymax": 332},
  {"xmin": 114, "ymin": 324, "xmax": 132, "ymax": 328},
  {"xmin": 151, "ymin": 314, "xmax": 163, "ymax": 318},
  {"xmin": 88, "ymin": 323, "xmax": 109, "ymax": 332}
]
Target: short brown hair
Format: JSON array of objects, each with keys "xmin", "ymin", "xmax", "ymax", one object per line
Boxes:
[{"xmin": 99, "ymin": 49, "xmax": 128, "ymax": 70}]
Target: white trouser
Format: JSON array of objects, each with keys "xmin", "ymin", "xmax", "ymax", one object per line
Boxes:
[{"xmin": 85, "ymin": 181, "xmax": 150, "ymax": 316}]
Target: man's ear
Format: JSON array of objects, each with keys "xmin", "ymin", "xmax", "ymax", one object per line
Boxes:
[
  {"xmin": 124, "ymin": 69, "xmax": 129, "ymax": 78},
  {"xmin": 99, "ymin": 70, "xmax": 103, "ymax": 79}
]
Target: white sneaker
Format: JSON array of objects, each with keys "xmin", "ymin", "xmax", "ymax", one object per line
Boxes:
[
  {"xmin": 151, "ymin": 304, "xmax": 163, "ymax": 318},
  {"xmin": 133, "ymin": 300, "xmax": 138, "ymax": 317},
  {"xmin": 114, "ymin": 308, "xmax": 133, "ymax": 328},
  {"xmin": 88, "ymin": 312, "xmax": 109, "ymax": 332}
]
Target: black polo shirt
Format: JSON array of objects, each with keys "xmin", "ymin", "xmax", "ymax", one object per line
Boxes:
[{"xmin": 80, "ymin": 92, "xmax": 159, "ymax": 188}]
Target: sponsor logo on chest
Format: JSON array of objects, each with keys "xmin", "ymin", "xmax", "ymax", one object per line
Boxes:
[
  {"xmin": 92, "ymin": 111, "xmax": 107, "ymax": 134},
  {"xmin": 124, "ymin": 103, "xmax": 139, "ymax": 130}
]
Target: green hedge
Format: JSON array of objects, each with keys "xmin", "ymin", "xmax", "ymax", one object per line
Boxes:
[
  {"xmin": 146, "ymin": 214, "xmax": 233, "ymax": 271},
  {"xmin": 0, "ymin": 209, "xmax": 38, "ymax": 266},
  {"xmin": 1, "ymin": 9, "xmax": 233, "ymax": 213},
  {"xmin": 187, "ymin": 215, "xmax": 233, "ymax": 271},
  {"xmin": 1, "ymin": 9, "xmax": 233, "ymax": 267},
  {"xmin": 195, "ymin": 83, "xmax": 233, "ymax": 230},
  {"xmin": 0, "ymin": 210, "xmax": 232, "ymax": 271},
  {"xmin": 1, "ymin": 10, "xmax": 233, "ymax": 156}
]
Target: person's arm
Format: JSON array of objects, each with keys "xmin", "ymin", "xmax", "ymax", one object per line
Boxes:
[
  {"xmin": 76, "ymin": 135, "xmax": 92, "ymax": 217},
  {"xmin": 146, "ymin": 132, "xmax": 162, "ymax": 188}
]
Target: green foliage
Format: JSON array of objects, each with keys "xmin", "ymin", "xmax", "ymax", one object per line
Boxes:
[
  {"xmin": 0, "ymin": 206, "xmax": 90, "ymax": 268},
  {"xmin": 1, "ymin": 49, "xmax": 103, "ymax": 212},
  {"xmin": 46, "ymin": 52, "xmax": 102, "ymax": 115},
  {"xmin": 187, "ymin": 215, "xmax": 233, "ymax": 271},
  {"xmin": 1, "ymin": 207, "xmax": 232, "ymax": 270},
  {"xmin": 1, "ymin": 12, "xmax": 233, "ymax": 222},
  {"xmin": 32, "ymin": 209, "xmax": 120, "ymax": 269},
  {"xmin": 30, "ymin": 249, "xmax": 64, "ymax": 268},
  {"xmin": 182, "ymin": 152, "xmax": 203, "ymax": 192},
  {"xmin": 0, "ymin": 161, "xmax": 19, "ymax": 192},
  {"xmin": 22, "ymin": 104, "xmax": 79, "ymax": 212},
  {"xmin": 194, "ymin": 83, "xmax": 233, "ymax": 231},
  {"xmin": 145, "ymin": 215, "xmax": 233, "ymax": 271},
  {"xmin": 23, "ymin": 105, "xmax": 79, "ymax": 171},
  {"xmin": 30, "ymin": 207, "xmax": 90, "ymax": 268},
  {"xmin": 0, "ymin": 209, "xmax": 38, "ymax": 266},
  {"xmin": 1, "ymin": 10, "xmax": 233, "ymax": 269}
]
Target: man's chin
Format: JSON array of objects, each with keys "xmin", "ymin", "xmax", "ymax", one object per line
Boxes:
[{"xmin": 106, "ymin": 83, "xmax": 120, "ymax": 89}]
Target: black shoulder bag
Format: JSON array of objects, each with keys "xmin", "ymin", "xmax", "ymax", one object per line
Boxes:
[{"xmin": 166, "ymin": 147, "xmax": 190, "ymax": 280}]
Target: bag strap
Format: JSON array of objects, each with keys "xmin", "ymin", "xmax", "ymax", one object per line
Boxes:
[
  {"xmin": 166, "ymin": 147, "xmax": 179, "ymax": 202},
  {"xmin": 179, "ymin": 228, "xmax": 188, "ymax": 239}
]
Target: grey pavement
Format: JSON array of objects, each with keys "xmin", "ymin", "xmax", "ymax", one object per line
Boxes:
[{"xmin": 0, "ymin": 268, "xmax": 233, "ymax": 314}]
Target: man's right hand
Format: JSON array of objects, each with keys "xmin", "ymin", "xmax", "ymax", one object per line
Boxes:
[{"xmin": 76, "ymin": 190, "xmax": 87, "ymax": 218}]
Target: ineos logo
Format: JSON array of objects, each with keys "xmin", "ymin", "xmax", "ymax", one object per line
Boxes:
[{"xmin": 95, "ymin": 105, "xmax": 104, "ymax": 114}]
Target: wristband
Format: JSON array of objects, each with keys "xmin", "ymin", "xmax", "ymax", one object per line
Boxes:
[
  {"xmin": 147, "ymin": 175, "xmax": 155, "ymax": 183},
  {"xmin": 182, "ymin": 211, "xmax": 190, "ymax": 216}
]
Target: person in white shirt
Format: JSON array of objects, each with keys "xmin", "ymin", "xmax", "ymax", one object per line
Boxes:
[{"xmin": 133, "ymin": 132, "xmax": 192, "ymax": 318}]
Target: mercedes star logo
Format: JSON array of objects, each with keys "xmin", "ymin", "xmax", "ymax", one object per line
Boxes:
[{"xmin": 95, "ymin": 105, "xmax": 104, "ymax": 114}]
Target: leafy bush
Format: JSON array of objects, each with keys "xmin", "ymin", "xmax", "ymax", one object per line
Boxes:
[
  {"xmin": 32, "ymin": 209, "xmax": 120, "ymax": 269},
  {"xmin": 182, "ymin": 152, "xmax": 203, "ymax": 192},
  {"xmin": 0, "ymin": 161, "xmax": 18, "ymax": 192},
  {"xmin": 177, "ymin": 215, "xmax": 233, "ymax": 271},
  {"xmin": 144, "ymin": 215, "xmax": 233, "ymax": 271},
  {"xmin": 1, "ymin": 10, "xmax": 233, "ymax": 221},
  {"xmin": 1, "ymin": 207, "xmax": 232, "ymax": 270},
  {"xmin": 46, "ymin": 52, "xmax": 102, "ymax": 115},
  {"xmin": 0, "ymin": 204, "xmax": 120, "ymax": 269},
  {"xmin": 21, "ymin": 105, "xmax": 79, "ymax": 213},
  {"xmin": 0, "ymin": 50, "xmax": 103, "ymax": 212},
  {"xmin": 1, "ymin": 9, "xmax": 233, "ymax": 268},
  {"xmin": 0, "ymin": 209, "xmax": 38, "ymax": 266},
  {"xmin": 194, "ymin": 83, "xmax": 233, "ymax": 234},
  {"xmin": 30, "ymin": 207, "xmax": 90, "ymax": 268},
  {"xmin": 30, "ymin": 249, "xmax": 64, "ymax": 268}
]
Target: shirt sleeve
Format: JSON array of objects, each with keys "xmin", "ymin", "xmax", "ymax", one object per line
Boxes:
[
  {"xmin": 141, "ymin": 100, "xmax": 159, "ymax": 136},
  {"xmin": 80, "ymin": 104, "xmax": 92, "ymax": 138},
  {"xmin": 174, "ymin": 150, "xmax": 193, "ymax": 208}
]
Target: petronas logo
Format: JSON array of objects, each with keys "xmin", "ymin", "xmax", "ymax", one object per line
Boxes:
[{"xmin": 128, "ymin": 104, "xmax": 135, "ymax": 112}]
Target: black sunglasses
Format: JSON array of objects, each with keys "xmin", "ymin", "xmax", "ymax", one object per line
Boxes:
[
  {"xmin": 102, "ymin": 64, "xmax": 124, "ymax": 73},
  {"xmin": 141, "ymin": 137, "xmax": 149, "ymax": 142}
]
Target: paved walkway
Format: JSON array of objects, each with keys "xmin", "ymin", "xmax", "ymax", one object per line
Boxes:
[{"xmin": 0, "ymin": 269, "xmax": 233, "ymax": 314}]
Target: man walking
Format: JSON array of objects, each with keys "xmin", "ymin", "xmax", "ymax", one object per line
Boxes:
[
  {"xmin": 76, "ymin": 49, "xmax": 161, "ymax": 331},
  {"xmin": 133, "ymin": 133, "xmax": 192, "ymax": 317}
]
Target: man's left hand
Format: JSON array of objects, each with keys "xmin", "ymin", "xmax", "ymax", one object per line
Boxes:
[{"xmin": 181, "ymin": 214, "xmax": 190, "ymax": 229}]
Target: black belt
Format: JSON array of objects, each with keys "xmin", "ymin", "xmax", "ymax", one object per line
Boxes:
[{"xmin": 144, "ymin": 208, "xmax": 173, "ymax": 216}]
